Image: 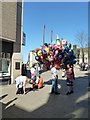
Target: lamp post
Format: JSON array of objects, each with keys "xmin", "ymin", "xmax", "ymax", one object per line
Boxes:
[
  {"xmin": 50, "ymin": 30, "xmax": 53, "ymax": 45},
  {"xmin": 42, "ymin": 25, "xmax": 45, "ymax": 46}
]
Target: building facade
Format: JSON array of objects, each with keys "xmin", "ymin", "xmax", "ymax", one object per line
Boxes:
[
  {"xmin": 28, "ymin": 51, "xmax": 37, "ymax": 68},
  {"xmin": 79, "ymin": 48, "xmax": 88, "ymax": 63},
  {"xmin": 0, "ymin": 2, "xmax": 23, "ymax": 84},
  {"xmin": 73, "ymin": 45, "xmax": 88, "ymax": 64}
]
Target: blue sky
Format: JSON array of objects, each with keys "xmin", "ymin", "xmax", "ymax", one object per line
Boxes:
[{"xmin": 22, "ymin": 2, "xmax": 88, "ymax": 63}]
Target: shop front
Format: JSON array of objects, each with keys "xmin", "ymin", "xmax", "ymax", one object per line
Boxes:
[{"xmin": 0, "ymin": 41, "xmax": 13, "ymax": 85}]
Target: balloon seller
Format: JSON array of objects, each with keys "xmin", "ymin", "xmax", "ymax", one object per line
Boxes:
[{"xmin": 34, "ymin": 36, "xmax": 76, "ymax": 95}]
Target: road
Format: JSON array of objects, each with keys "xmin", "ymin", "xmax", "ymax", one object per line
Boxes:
[{"xmin": 0, "ymin": 65, "xmax": 89, "ymax": 118}]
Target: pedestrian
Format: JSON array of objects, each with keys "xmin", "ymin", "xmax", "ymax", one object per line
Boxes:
[
  {"xmin": 22, "ymin": 64, "xmax": 27, "ymax": 76},
  {"xmin": 30, "ymin": 63, "xmax": 36, "ymax": 89},
  {"xmin": 15, "ymin": 75, "xmax": 30, "ymax": 95},
  {"xmin": 50, "ymin": 65, "xmax": 60, "ymax": 95},
  {"xmin": 65, "ymin": 64, "xmax": 74, "ymax": 95},
  {"xmin": 38, "ymin": 75, "xmax": 43, "ymax": 89}
]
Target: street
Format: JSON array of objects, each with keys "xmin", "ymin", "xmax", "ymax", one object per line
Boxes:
[{"xmin": 0, "ymin": 65, "xmax": 89, "ymax": 118}]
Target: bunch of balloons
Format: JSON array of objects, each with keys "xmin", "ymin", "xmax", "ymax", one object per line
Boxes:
[{"xmin": 34, "ymin": 39, "xmax": 76, "ymax": 70}]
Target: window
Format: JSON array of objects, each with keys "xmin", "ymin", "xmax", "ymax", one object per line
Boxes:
[
  {"xmin": 15, "ymin": 62, "xmax": 20, "ymax": 70},
  {"xmin": 2, "ymin": 58, "xmax": 9, "ymax": 72}
]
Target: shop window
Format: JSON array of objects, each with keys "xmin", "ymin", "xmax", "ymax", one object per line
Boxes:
[
  {"xmin": 2, "ymin": 58, "xmax": 8, "ymax": 72},
  {"xmin": 2, "ymin": 52, "xmax": 5, "ymax": 58},
  {"xmin": 15, "ymin": 62, "xmax": 20, "ymax": 70}
]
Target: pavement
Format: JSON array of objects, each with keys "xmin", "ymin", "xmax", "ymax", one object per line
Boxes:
[{"xmin": 0, "ymin": 65, "xmax": 89, "ymax": 118}]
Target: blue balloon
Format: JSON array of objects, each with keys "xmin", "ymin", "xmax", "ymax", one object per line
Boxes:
[
  {"xmin": 42, "ymin": 50, "xmax": 47, "ymax": 55},
  {"xmin": 35, "ymin": 56, "xmax": 40, "ymax": 61},
  {"xmin": 72, "ymin": 54, "xmax": 76, "ymax": 59},
  {"xmin": 64, "ymin": 46, "xmax": 70, "ymax": 53},
  {"xmin": 72, "ymin": 59, "xmax": 76, "ymax": 64},
  {"xmin": 58, "ymin": 55, "xmax": 62, "ymax": 60}
]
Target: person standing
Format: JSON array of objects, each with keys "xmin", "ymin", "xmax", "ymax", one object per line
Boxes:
[
  {"xmin": 50, "ymin": 65, "xmax": 60, "ymax": 95},
  {"xmin": 30, "ymin": 64, "xmax": 36, "ymax": 89},
  {"xmin": 65, "ymin": 64, "xmax": 74, "ymax": 95}
]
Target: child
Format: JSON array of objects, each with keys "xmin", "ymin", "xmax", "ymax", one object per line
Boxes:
[
  {"xmin": 32, "ymin": 75, "xmax": 44, "ymax": 89},
  {"xmin": 65, "ymin": 64, "xmax": 74, "ymax": 95},
  {"xmin": 38, "ymin": 75, "xmax": 43, "ymax": 89}
]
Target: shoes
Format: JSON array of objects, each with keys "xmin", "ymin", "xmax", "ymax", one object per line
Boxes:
[
  {"xmin": 70, "ymin": 90, "xmax": 74, "ymax": 94},
  {"xmin": 66, "ymin": 92, "xmax": 71, "ymax": 95},
  {"xmin": 66, "ymin": 91, "xmax": 74, "ymax": 95},
  {"xmin": 55, "ymin": 92, "xmax": 60, "ymax": 95},
  {"xmin": 50, "ymin": 91, "xmax": 54, "ymax": 94}
]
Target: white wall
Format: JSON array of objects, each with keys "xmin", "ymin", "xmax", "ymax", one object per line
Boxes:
[
  {"xmin": 29, "ymin": 52, "xmax": 37, "ymax": 67},
  {"xmin": 11, "ymin": 53, "xmax": 22, "ymax": 84}
]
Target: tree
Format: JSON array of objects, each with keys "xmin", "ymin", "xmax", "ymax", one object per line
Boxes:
[{"xmin": 75, "ymin": 31, "xmax": 88, "ymax": 63}]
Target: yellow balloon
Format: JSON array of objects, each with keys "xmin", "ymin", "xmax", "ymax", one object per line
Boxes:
[
  {"xmin": 48, "ymin": 55, "xmax": 50, "ymax": 59},
  {"xmin": 44, "ymin": 47, "xmax": 50, "ymax": 54},
  {"xmin": 37, "ymin": 50, "xmax": 42, "ymax": 56}
]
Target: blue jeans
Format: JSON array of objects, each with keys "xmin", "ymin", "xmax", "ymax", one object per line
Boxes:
[{"xmin": 51, "ymin": 79, "xmax": 58, "ymax": 93}]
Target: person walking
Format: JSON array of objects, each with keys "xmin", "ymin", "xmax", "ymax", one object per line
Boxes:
[{"xmin": 50, "ymin": 65, "xmax": 60, "ymax": 95}]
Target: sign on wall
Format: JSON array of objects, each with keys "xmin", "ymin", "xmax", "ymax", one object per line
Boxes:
[
  {"xmin": 22, "ymin": 32, "xmax": 26, "ymax": 46},
  {"xmin": 15, "ymin": 62, "xmax": 20, "ymax": 70}
]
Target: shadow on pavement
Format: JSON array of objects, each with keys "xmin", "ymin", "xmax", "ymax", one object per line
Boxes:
[
  {"xmin": 44, "ymin": 79, "xmax": 52, "ymax": 85},
  {"xmin": 0, "ymin": 94, "xmax": 8, "ymax": 100},
  {"xmin": 5, "ymin": 98, "xmax": 18, "ymax": 106}
]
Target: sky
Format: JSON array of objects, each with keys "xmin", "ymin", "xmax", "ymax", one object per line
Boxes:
[{"xmin": 22, "ymin": 2, "xmax": 88, "ymax": 63}]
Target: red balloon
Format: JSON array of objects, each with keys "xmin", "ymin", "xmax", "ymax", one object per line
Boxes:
[{"xmin": 40, "ymin": 56, "xmax": 43, "ymax": 60}]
